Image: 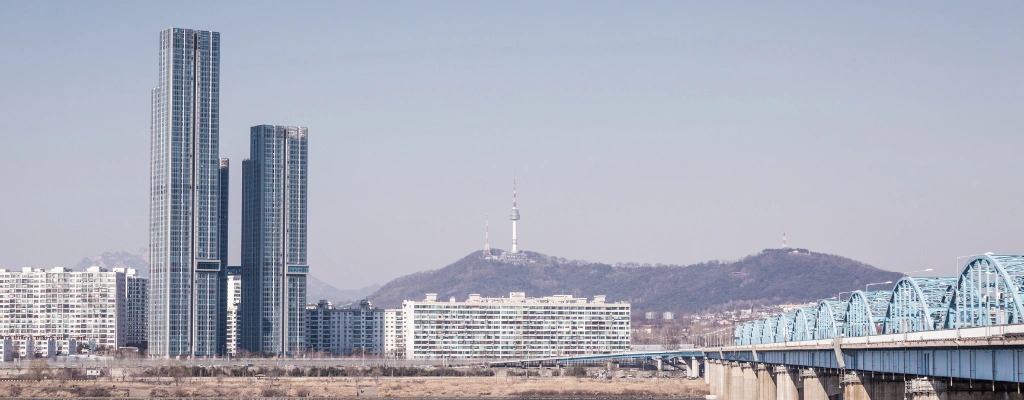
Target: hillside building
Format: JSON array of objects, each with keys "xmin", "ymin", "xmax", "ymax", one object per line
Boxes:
[{"xmin": 401, "ymin": 292, "xmax": 630, "ymax": 360}]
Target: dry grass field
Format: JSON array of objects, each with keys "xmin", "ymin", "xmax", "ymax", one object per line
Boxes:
[{"xmin": 0, "ymin": 375, "xmax": 709, "ymax": 398}]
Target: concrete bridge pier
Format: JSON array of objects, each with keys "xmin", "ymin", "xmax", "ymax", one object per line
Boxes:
[
  {"xmin": 729, "ymin": 362, "xmax": 744, "ymax": 400},
  {"xmin": 904, "ymin": 378, "xmax": 1024, "ymax": 400},
  {"xmin": 756, "ymin": 363, "xmax": 777, "ymax": 400},
  {"xmin": 800, "ymin": 368, "xmax": 842, "ymax": 400},
  {"xmin": 691, "ymin": 356, "xmax": 701, "ymax": 379},
  {"xmin": 905, "ymin": 378, "xmax": 947, "ymax": 400},
  {"xmin": 707, "ymin": 360, "xmax": 723, "ymax": 398},
  {"xmin": 774, "ymin": 366, "xmax": 800, "ymax": 400},
  {"xmin": 842, "ymin": 372, "xmax": 905, "ymax": 400},
  {"xmin": 720, "ymin": 360, "xmax": 732, "ymax": 399},
  {"xmin": 739, "ymin": 362, "xmax": 757, "ymax": 400},
  {"xmin": 842, "ymin": 372, "xmax": 870, "ymax": 400},
  {"xmin": 716, "ymin": 360, "xmax": 729, "ymax": 398}
]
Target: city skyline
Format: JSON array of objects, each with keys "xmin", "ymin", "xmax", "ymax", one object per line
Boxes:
[{"xmin": 1, "ymin": 2, "xmax": 1023, "ymax": 290}]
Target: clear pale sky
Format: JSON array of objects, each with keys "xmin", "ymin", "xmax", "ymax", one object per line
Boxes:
[{"xmin": 1, "ymin": 1, "xmax": 1021, "ymax": 289}]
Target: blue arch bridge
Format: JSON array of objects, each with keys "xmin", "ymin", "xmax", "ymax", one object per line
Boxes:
[{"xmin": 491, "ymin": 254, "xmax": 1024, "ymax": 400}]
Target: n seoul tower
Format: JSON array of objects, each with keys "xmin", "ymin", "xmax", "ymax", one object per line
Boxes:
[{"xmin": 510, "ymin": 178, "xmax": 521, "ymax": 253}]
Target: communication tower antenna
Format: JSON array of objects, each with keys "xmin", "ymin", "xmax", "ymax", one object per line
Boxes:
[
  {"xmin": 783, "ymin": 231, "xmax": 788, "ymax": 249},
  {"xmin": 483, "ymin": 214, "xmax": 491, "ymax": 257},
  {"xmin": 510, "ymin": 177, "xmax": 520, "ymax": 253}
]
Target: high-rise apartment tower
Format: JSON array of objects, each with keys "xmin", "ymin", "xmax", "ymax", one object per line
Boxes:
[
  {"xmin": 149, "ymin": 27, "xmax": 227, "ymax": 357},
  {"xmin": 241, "ymin": 125, "xmax": 309, "ymax": 356}
]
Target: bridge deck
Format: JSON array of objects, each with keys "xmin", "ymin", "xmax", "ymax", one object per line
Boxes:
[{"xmin": 708, "ymin": 324, "xmax": 1024, "ymax": 383}]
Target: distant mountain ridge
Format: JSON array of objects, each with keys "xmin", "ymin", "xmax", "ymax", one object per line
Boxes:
[
  {"xmin": 368, "ymin": 248, "xmax": 903, "ymax": 313},
  {"xmin": 307, "ymin": 276, "xmax": 381, "ymax": 306},
  {"xmin": 74, "ymin": 249, "xmax": 149, "ymax": 275},
  {"xmin": 73, "ymin": 250, "xmax": 377, "ymax": 304}
]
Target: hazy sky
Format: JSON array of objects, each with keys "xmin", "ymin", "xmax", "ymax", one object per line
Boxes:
[{"xmin": 1, "ymin": 1, "xmax": 1021, "ymax": 289}]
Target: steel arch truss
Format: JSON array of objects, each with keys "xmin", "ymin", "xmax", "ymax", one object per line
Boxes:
[
  {"xmin": 790, "ymin": 307, "xmax": 818, "ymax": 341},
  {"xmin": 843, "ymin": 290, "xmax": 890, "ymax": 337},
  {"xmin": 775, "ymin": 312, "xmax": 794, "ymax": 343},
  {"xmin": 729, "ymin": 254, "xmax": 1024, "ymax": 346},
  {"xmin": 750, "ymin": 319, "xmax": 765, "ymax": 344},
  {"xmin": 884, "ymin": 276, "xmax": 956, "ymax": 333},
  {"xmin": 760, "ymin": 317, "xmax": 776, "ymax": 344},
  {"xmin": 947, "ymin": 255, "xmax": 1024, "ymax": 328},
  {"xmin": 814, "ymin": 300, "xmax": 846, "ymax": 340},
  {"xmin": 737, "ymin": 321, "xmax": 761, "ymax": 345}
]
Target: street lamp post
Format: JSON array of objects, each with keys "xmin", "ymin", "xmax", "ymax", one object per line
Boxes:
[
  {"xmin": 904, "ymin": 268, "xmax": 933, "ymax": 276},
  {"xmin": 865, "ymin": 281, "xmax": 893, "ymax": 292},
  {"xmin": 956, "ymin": 254, "xmax": 991, "ymax": 275},
  {"xmin": 836, "ymin": 291, "xmax": 853, "ymax": 302}
]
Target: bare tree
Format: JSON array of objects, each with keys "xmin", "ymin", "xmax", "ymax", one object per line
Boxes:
[
  {"xmin": 371, "ymin": 367, "xmax": 383, "ymax": 386},
  {"xmin": 27, "ymin": 359, "xmax": 51, "ymax": 381},
  {"xmin": 167, "ymin": 360, "xmax": 187, "ymax": 386},
  {"xmin": 568, "ymin": 365, "xmax": 587, "ymax": 383},
  {"xmin": 347, "ymin": 366, "xmax": 364, "ymax": 393},
  {"xmin": 55, "ymin": 367, "xmax": 71, "ymax": 385}
]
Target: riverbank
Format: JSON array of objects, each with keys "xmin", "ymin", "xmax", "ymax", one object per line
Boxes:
[{"xmin": 0, "ymin": 375, "xmax": 709, "ymax": 398}]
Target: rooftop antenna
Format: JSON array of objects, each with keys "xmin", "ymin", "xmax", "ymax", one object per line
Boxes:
[{"xmin": 483, "ymin": 214, "xmax": 491, "ymax": 257}]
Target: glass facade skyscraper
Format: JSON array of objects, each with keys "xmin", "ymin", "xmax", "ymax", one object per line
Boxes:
[
  {"xmin": 149, "ymin": 27, "xmax": 227, "ymax": 357},
  {"xmin": 241, "ymin": 125, "xmax": 309, "ymax": 356}
]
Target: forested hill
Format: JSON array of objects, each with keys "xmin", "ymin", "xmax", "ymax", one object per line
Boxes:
[{"xmin": 367, "ymin": 248, "xmax": 903, "ymax": 314}]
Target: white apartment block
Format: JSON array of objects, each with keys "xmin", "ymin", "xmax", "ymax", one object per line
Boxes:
[
  {"xmin": 384, "ymin": 309, "xmax": 405, "ymax": 358},
  {"xmin": 305, "ymin": 300, "xmax": 384, "ymax": 355},
  {"xmin": 226, "ymin": 271, "xmax": 242, "ymax": 355},
  {"xmin": 0, "ymin": 266, "xmax": 147, "ymax": 351},
  {"xmin": 401, "ymin": 292, "xmax": 631, "ymax": 360}
]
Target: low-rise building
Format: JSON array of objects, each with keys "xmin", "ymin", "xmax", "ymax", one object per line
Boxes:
[
  {"xmin": 305, "ymin": 299, "xmax": 384, "ymax": 355},
  {"xmin": 401, "ymin": 292, "xmax": 631, "ymax": 360},
  {"xmin": 8, "ymin": 339, "xmax": 78, "ymax": 359}
]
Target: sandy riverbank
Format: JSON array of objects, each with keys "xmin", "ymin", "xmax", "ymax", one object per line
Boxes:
[{"xmin": 0, "ymin": 375, "xmax": 709, "ymax": 398}]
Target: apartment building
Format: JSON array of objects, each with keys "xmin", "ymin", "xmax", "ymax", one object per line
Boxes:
[
  {"xmin": 384, "ymin": 309, "xmax": 404, "ymax": 358},
  {"xmin": 305, "ymin": 300, "xmax": 383, "ymax": 355},
  {"xmin": 401, "ymin": 292, "xmax": 631, "ymax": 360},
  {"xmin": 225, "ymin": 267, "xmax": 242, "ymax": 355},
  {"xmin": 114, "ymin": 268, "xmax": 147, "ymax": 348},
  {"xmin": 0, "ymin": 266, "xmax": 147, "ymax": 350}
]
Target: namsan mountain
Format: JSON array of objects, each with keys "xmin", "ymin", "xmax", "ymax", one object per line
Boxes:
[{"xmin": 368, "ymin": 248, "xmax": 903, "ymax": 314}]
